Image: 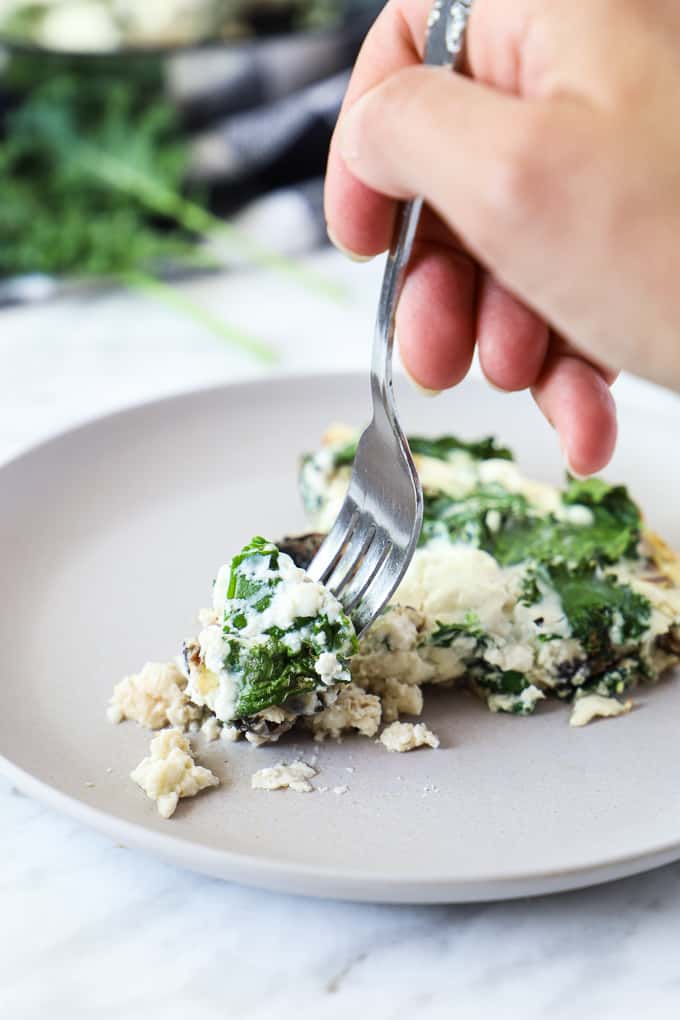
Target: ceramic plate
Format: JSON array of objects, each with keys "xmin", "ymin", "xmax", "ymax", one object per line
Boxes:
[{"xmin": 2, "ymin": 372, "xmax": 680, "ymax": 903}]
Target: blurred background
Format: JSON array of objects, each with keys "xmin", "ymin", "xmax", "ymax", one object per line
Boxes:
[
  {"xmin": 0, "ymin": 1, "xmax": 393, "ymax": 459},
  {"xmin": 0, "ymin": 0, "xmax": 383, "ymax": 297}
]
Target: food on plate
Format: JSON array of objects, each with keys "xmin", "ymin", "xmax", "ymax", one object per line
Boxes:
[
  {"xmin": 130, "ymin": 728, "xmax": 219, "ymax": 818},
  {"xmin": 110, "ymin": 426, "xmax": 680, "ymax": 816},
  {"xmin": 108, "ymin": 660, "xmax": 201, "ymax": 730},
  {"xmin": 299, "ymin": 425, "xmax": 680, "ymax": 721},
  {"xmin": 379, "ymin": 721, "xmax": 440, "ymax": 753},
  {"xmin": 182, "ymin": 536, "xmax": 358, "ymax": 744},
  {"xmin": 251, "ymin": 761, "xmax": 317, "ymax": 792},
  {"xmin": 568, "ymin": 693, "xmax": 633, "ymax": 728}
]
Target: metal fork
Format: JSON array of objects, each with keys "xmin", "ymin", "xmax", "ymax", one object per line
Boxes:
[{"xmin": 307, "ymin": 0, "xmax": 475, "ymax": 635}]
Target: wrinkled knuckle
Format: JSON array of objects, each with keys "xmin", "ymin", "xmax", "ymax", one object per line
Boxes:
[{"xmin": 489, "ymin": 110, "xmax": 557, "ymax": 224}]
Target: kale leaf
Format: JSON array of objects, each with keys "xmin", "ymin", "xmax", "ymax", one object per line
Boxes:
[
  {"xmin": 408, "ymin": 435, "xmax": 514, "ymax": 463},
  {"xmin": 218, "ymin": 537, "xmax": 357, "ymax": 719},
  {"xmin": 544, "ymin": 564, "xmax": 651, "ymax": 665},
  {"xmin": 420, "ymin": 485, "xmax": 529, "ymax": 548},
  {"xmin": 419, "ymin": 473, "xmax": 642, "ymax": 568},
  {"xmin": 330, "ymin": 433, "xmax": 514, "ymax": 471}
]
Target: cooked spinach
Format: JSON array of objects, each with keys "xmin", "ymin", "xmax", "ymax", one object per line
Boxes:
[
  {"xmin": 420, "ymin": 485, "xmax": 530, "ymax": 548},
  {"xmin": 493, "ymin": 476, "xmax": 641, "ymax": 567},
  {"xmin": 468, "ymin": 665, "xmax": 542, "ymax": 715},
  {"xmin": 218, "ymin": 537, "xmax": 357, "ymax": 719},
  {"xmin": 418, "ymin": 473, "xmax": 642, "ymax": 569},
  {"xmin": 330, "ymin": 433, "xmax": 513, "ymax": 472},
  {"xmin": 408, "ymin": 435, "xmax": 514, "ymax": 463},
  {"xmin": 545, "ymin": 564, "xmax": 651, "ymax": 665},
  {"xmin": 430, "ymin": 611, "xmax": 488, "ymax": 648}
]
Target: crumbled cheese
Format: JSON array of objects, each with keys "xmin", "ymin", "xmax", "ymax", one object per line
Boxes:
[
  {"xmin": 130, "ymin": 729, "xmax": 219, "ymax": 818},
  {"xmin": 487, "ymin": 685, "xmax": 546, "ymax": 715},
  {"xmin": 332, "ymin": 785, "xmax": 348, "ymax": 795},
  {"xmin": 214, "ymin": 550, "xmax": 342, "ymax": 639},
  {"xmin": 201, "ymin": 716, "xmax": 222, "ymax": 742},
  {"xmin": 314, "ymin": 651, "xmax": 345, "ymax": 684},
  {"xmin": 569, "ymin": 695, "xmax": 633, "ymax": 728},
  {"xmin": 555, "ymin": 503, "xmax": 595, "ymax": 526},
  {"xmin": 251, "ymin": 762, "xmax": 317, "ymax": 793},
  {"xmin": 375, "ymin": 677, "xmax": 424, "ymax": 723},
  {"xmin": 310, "ymin": 683, "xmax": 382, "ymax": 741},
  {"xmin": 394, "ymin": 544, "xmax": 511, "ymax": 630},
  {"xmin": 380, "ymin": 722, "xmax": 440, "ymax": 753},
  {"xmin": 108, "ymin": 661, "xmax": 201, "ymax": 731}
]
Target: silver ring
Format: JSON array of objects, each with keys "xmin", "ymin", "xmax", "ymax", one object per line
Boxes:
[{"xmin": 427, "ymin": 0, "xmax": 475, "ymax": 69}]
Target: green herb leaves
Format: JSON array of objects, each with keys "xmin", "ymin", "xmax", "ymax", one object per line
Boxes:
[
  {"xmin": 217, "ymin": 537, "xmax": 357, "ymax": 720},
  {"xmin": 420, "ymin": 485, "xmax": 529, "ymax": 549},
  {"xmin": 430, "ymin": 611, "xmax": 488, "ymax": 648},
  {"xmin": 408, "ymin": 435, "xmax": 514, "ymax": 463},
  {"xmin": 546, "ymin": 565, "xmax": 651, "ymax": 665},
  {"xmin": 420, "ymin": 473, "xmax": 642, "ymax": 570}
]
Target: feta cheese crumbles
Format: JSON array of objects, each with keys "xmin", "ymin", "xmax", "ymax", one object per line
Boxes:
[
  {"xmin": 488, "ymin": 686, "xmax": 546, "ymax": 716},
  {"xmin": 200, "ymin": 716, "xmax": 222, "ymax": 742},
  {"xmin": 569, "ymin": 694, "xmax": 633, "ymax": 728},
  {"xmin": 251, "ymin": 762, "xmax": 317, "ymax": 793},
  {"xmin": 130, "ymin": 729, "xmax": 219, "ymax": 818},
  {"xmin": 380, "ymin": 722, "xmax": 441, "ymax": 753},
  {"xmin": 308, "ymin": 683, "xmax": 382, "ymax": 741},
  {"xmin": 370, "ymin": 677, "xmax": 424, "ymax": 723},
  {"xmin": 107, "ymin": 661, "xmax": 202, "ymax": 731}
]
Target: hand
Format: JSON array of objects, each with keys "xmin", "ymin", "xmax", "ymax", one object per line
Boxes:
[{"xmin": 325, "ymin": 0, "xmax": 680, "ymax": 475}]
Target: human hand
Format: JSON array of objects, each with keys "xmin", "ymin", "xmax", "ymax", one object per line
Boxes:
[{"xmin": 325, "ymin": 0, "xmax": 680, "ymax": 474}]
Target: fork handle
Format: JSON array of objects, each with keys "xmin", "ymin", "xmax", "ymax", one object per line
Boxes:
[{"xmin": 371, "ymin": 0, "xmax": 474, "ymax": 404}]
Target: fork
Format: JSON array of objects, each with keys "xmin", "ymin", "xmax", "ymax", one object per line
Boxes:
[{"xmin": 307, "ymin": 0, "xmax": 475, "ymax": 635}]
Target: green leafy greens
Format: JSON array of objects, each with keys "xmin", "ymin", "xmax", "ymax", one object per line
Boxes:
[
  {"xmin": 301, "ymin": 430, "xmax": 656, "ymax": 713},
  {"xmin": 408, "ymin": 435, "xmax": 514, "ymax": 463},
  {"xmin": 330, "ymin": 434, "xmax": 513, "ymax": 471},
  {"xmin": 419, "ymin": 474, "xmax": 642, "ymax": 568},
  {"xmin": 420, "ymin": 485, "xmax": 530, "ymax": 549},
  {"xmin": 543, "ymin": 564, "xmax": 651, "ymax": 666},
  {"xmin": 218, "ymin": 537, "xmax": 357, "ymax": 720},
  {"xmin": 430, "ymin": 611, "xmax": 488, "ymax": 648}
]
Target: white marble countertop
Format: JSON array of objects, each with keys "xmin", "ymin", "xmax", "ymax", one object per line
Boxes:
[{"xmin": 2, "ymin": 250, "xmax": 680, "ymax": 1020}]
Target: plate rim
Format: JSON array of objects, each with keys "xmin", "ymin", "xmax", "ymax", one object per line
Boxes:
[{"xmin": 3, "ymin": 370, "xmax": 680, "ymax": 903}]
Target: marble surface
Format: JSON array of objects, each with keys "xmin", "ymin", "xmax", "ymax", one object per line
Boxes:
[{"xmin": 2, "ymin": 250, "xmax": 680, "ymax": 1019}]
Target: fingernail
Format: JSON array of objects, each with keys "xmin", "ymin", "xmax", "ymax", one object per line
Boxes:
[
  {"xmin": 560, "ymin": 439, "xmax": 588, "ymax": 479},
  {"xmin": 326, "ymin": 225, "xmax": 375, "ymax": 263},
  {"xmin": 404, "ymin": 366, "xmax": 442, "ymax": 397}
]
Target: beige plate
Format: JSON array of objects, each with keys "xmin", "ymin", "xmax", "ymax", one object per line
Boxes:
[{"xmin": 2, "ymin": 372, "xmax": 680, "ymax": 903}]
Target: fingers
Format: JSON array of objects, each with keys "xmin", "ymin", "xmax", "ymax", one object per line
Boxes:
[
  {"xmin": 397, "ymin": 241, "xmax": 478, "ymax": 390},
  {"xmin": 336, "ymin": 63, "xmax": 586, "ymax": 276},
  {"xmin": 325, "ymin": 0, "xmax": 435, "ymax": 258},
  {"xmin": 477, "ymin": 277, "xmax": 549, "ymax": 391},
  {"xmin": 532, "ymin": 352, "xmax": 617, "ymax": 476}
]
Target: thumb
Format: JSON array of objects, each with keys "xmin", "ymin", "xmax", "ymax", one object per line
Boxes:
[{"xmin": 337, "ymin": 64, "xmax": 594, "ymax": 295}]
